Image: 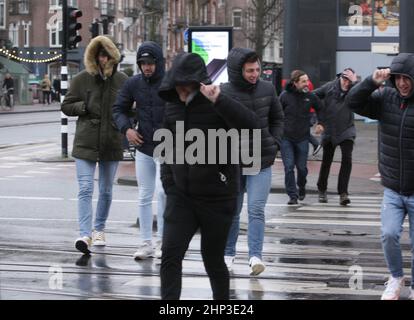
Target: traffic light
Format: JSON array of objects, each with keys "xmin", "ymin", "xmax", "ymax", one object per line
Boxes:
[{"xmin": 67, "ymin": 7, "xmax": 83, "ymax": 49}]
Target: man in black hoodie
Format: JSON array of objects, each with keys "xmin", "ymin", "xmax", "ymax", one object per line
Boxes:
[
  {"xmin": 157, "ymin": 52, "xmax": 261, "ymax": 300},
  {"xmin": 346, "ymin": 53, "xmax": 414, "ymax": 301}
]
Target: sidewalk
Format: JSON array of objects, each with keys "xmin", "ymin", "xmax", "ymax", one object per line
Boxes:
[
  {"xmin": 117, "ymin": 121, "xmax": 383, "ymax": 196},
  {"xmin": 0, "ymin": 102, "xmax": 61, "ymax": 114}
]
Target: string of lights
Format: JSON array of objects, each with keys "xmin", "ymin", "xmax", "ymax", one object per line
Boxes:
[{"xmin": 0, "ymin": 48, "xmax": 62, "ymax": 64}]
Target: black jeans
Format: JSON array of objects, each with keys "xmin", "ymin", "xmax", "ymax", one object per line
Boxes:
[
  {"xmin": 317, "ymin": 140, "xmax": 354, "ymax": 195},
  {"xmin": 160, "ymin": 189, "xmax": 236, "ymax": 300},
  {"xmin": 42, "ymin": 91, "xmax": 50, "ymax": 104}
]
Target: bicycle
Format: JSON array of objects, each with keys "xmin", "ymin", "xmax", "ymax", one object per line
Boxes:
[
  {"xmin": 1, "ymin": 88, "xmax": 14, "ymax": 110},
  {"xmin": 0, "ymin": 88, "xmax": 9, "ymax": 110}
]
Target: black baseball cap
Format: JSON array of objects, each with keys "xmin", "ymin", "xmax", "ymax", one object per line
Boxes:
[{"xmin": 137, "ymin": 52, "xmax": 156, "ymax": 64}]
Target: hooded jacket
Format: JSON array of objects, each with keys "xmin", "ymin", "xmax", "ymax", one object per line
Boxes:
[
  {"xmin": 314, "ymin": 78, "xmax": 356, "ymax": 146},
  {"xmin": 221, "ymin": 48, "xmax": 284, "ymax": 171},
  {"xmin": 158, "ymin": 53, "xmax": 261, "ymax": 200},
  {"xmin": 112, "ymin": 41, "xmax": 166, "ymax": 157},
  {"xmin": 346, "ymin": 53, "xmax": 414, "ymax": 195},
  {"xmin": 280, "ymin": 81, "xmax": 324, "ymax": 142},
  {"xmin": 62, "ymin": 36, "xmax": 128, "ymax": 161}
]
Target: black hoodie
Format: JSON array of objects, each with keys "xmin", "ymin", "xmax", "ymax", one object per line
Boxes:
[
  {"xmin": 221, "ymin": 48, "xmax": 284, "ymax": 171},
  {"xmin": 158, "ymin": 53, "xmax": 261, "ymax": 200},
  {"xmin": 346, "ymin": 53, "xmax": 414, "ymax": 195}
]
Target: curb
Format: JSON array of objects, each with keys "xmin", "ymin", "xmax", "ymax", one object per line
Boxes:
[
  {"xmin": 116, "ymin": 176, "xmax": 381, "ymax": 195},
  {"xmin": 0, "ymin": 107, "xmax": 60, "ymax": 115}
]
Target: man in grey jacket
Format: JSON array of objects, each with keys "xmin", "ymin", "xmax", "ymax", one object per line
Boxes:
[{"xmin": 314, "ymin": 68, "xmax": 358, "ymax": 206}]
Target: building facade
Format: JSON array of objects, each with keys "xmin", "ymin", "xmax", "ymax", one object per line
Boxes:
[
  {"xmin": 283, "ymin": 0, "xmax": 407, "ymax": 87},
  {"xmin": 1, "ymin": 0, "xmax": 143, "ymax": 81}
]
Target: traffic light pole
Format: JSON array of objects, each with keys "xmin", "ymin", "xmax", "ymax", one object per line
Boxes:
[{"xmin": 61, "ymin": 0, "xmax": 68, "ymax": 158}]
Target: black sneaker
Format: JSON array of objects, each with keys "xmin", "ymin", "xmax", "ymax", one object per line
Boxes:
[
  {"xmin": 288, "ymin": 198, "xmax": 298, "ymax": 205},
  {"xmin": 319, "ymin": 191, "xmax": 328, "ymax": 203},
  {"xmin": 299, "ymin": 188, "xmax": 306, "ymax": 201},
  {"xmin": 340, "ymin": 193, "xmax": 351, "ymax": 206}
]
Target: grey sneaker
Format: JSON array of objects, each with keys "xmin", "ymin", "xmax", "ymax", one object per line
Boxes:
[
  {"xmin": 154, "ymin": 240, "xmax": 162, "ymax": 259},
  {"xmin": 224, "ymin": 256, "xmax": 235, "ymax": 272},
  {"xmin": 381, "ymin": 276, "xmax": 405, "ymax": 300},
  {"xmin": 133, "ymin": 241, "xmax": 154, "ymax": 260},
  {"xmin": 340, "ymin": 193, "xmax": 351, "ymax": 206},
  {"xmin": 319, "ymin": 191, "xmax": 328, "ymax": 203},
  {"xmin": 92, "ymin": 230, "xmax": 106, "ymax": 246}
]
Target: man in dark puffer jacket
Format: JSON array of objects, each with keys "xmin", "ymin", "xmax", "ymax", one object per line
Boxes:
[
  {"xmin": 346, "ymin": 53, "xmax": 414, "ymax": 301},
  {"xmin": 221, "ymin": 48, "xmax": 284, "ymax": 276},
  {"xmin": 158, "ymin": 52, "xmax": 261, "ymax": 300},
  {"xmin": 113, "ymin": 41, "xmax": 166, "ymax": 261}
]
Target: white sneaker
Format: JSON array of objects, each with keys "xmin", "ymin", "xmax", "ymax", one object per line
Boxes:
[
  {"xmin": 75, "ymin": 236, "xmax": 92, "ymax": 254},
  {"xmin": 381, "ymin": 276, "xmax": 405, "ymax": 300},
  {"xmin": 154, "ymin": 240, "xmax": 162, "ymax": 259},
  {"xmin": 224, "ymin": 256, "xmax": 235, "ymax": 272},
  {"xmin": 92, "ymin": 231, "xmax": 106, "ymax": 246},
  {"xmin": 133, "ymin": 241, "xmax": 154, "ymax": 260},
  {"xmin": 249, "ymin": 256, "xmax": 265, "ymax": 276},
  {"xmin": 409, "ymin": 288, "xmax": 414, "ymax": 300}
]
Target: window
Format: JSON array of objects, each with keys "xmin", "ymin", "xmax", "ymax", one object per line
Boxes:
[
  {"xmin": 202, "ymin": 4, "xmax": 208, "ymax": 23},
  {"xmin": 232, "ymin": 9, "xmax": 242, "ymax": 29},
  {"xmin": 49, "ymin": 19, "xmax": 63, "ymax": 47},
  {"xmin": 49, "ymin": 0, "xmax": 78, "ymax": 10},
  {"xmin": 23, "ymin": 21, "xmax": 31, "ymax": 47},
  {"xmin": 211, "ymin": 4, "xmax": 216, "ymax": 25},
  {"xmin": 9, "ymin": 23, "xmax": 19, "ymax": 47},
  {"xmin": 0, "ymin": 0, "xmax": 5, "ymax": 29}
]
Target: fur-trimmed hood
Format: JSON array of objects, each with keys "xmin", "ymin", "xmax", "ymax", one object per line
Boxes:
[{"xmin": 84, "ymin": 35, "xmax": 121, "ymax": 78}]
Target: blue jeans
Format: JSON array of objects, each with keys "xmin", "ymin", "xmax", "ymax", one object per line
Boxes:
[
  {"xmin": 281, "ymin": 139, "xmax": 309, "ymax": 200},
  {"xmin": 381, "ymin": 188, "xmax": 414, "ymax": 288},
  {"xmin": 75, "ymin": 158, "xmax": 119, "ymax": 238},
  {"xmin": 135, "ymin": 151, "xmax": 166, "ymax": 242},
  {"xmin": 225, "ymin": 167, "xmax": 272, "ymax": 260}
]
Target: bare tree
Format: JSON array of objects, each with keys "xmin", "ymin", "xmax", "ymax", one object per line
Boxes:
[{"xmin": 243, "ymin": 0, "xmax": 284, "ymax": 61}]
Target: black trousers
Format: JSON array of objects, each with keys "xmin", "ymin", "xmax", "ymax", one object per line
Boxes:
[
  {"xmin": 317, "ymin": 140, "xmax": 354, "ymax": 195},
  {"xmin": 160, "ymin": 189, "xmax": 236, "ymax": 300}
]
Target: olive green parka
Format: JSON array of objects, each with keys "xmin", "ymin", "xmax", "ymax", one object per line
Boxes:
[{"xmin": 62, "ymin": 36, "xmax": 128, "ymax": 161}]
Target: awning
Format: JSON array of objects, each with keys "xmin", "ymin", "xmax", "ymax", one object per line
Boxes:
[{"xmin": 0, "ymin": 55, "xmax": 30, "ymax": 75}]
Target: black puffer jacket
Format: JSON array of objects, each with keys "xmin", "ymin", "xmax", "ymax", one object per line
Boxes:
[
  {"xmin": 221, "ymin": 48, "xmax": 284, "ymax": 170},
  {"xmin": 314, "ymin": 78, "xmax": 356, "ymax": 146},
  {"xmin": 158, "ymin": 53, "xmax": 261, "ymax": 200},
  {"xmin": 346, "ymin": 53, "xmax": 414, "ymax": 196},
  {"xmin": 112, "ymin": 41, "xmax": 165, "ymax": 157},
  {"xmin": 280, "ymin": 83, "xmax": 324, "ymax": 142}
]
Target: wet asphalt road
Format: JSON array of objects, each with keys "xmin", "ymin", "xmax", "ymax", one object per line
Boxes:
[{"xmin": 0, "ymin": 113, "xmax": 413, "ymax": 300}]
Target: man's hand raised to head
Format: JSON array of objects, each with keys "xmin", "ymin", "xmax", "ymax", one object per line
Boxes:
[
  {"xmin": 200, "ymin": 83, "xmax": 221, "ymax": 104},
  {"xmin": 373, "ymin": 68, "xmax": 391, "ymax": 86}
]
